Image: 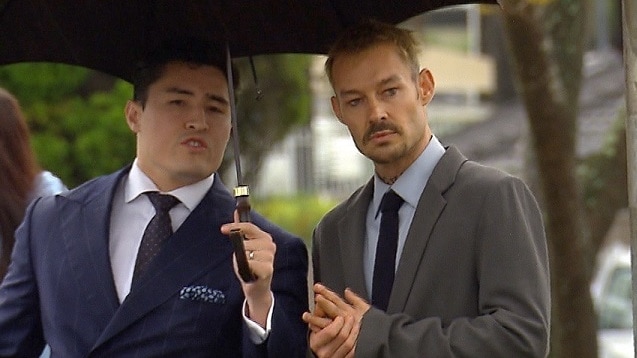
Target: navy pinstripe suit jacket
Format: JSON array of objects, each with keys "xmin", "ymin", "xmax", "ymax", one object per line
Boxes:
[{"xmin": 0, "ymin": 167, "xmax": 308, "ymax": 357}]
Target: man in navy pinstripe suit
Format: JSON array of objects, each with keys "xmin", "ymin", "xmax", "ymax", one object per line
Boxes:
[{"xmin": 0, "ymin": 38, "xmax": 308, "ymax": 357}]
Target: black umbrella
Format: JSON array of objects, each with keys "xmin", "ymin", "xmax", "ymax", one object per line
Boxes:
[
  {"xmin": 0, "ymin": 0, "xmax": 498, "ymax": 280},
  {"xmin": 0, "ymin": 0, "xmax": 499, "ymax": 179},
  {"xmin": 0, "ymin": 0, "xmax": 495, "ymax": 169},
  {"xmin": 0, "ymin": 0, "xmax": 498, "ymax": 82}
]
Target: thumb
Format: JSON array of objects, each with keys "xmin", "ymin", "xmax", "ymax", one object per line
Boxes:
[{"xmin": 344, "ymin": 288, "xmax": 369, "ymax": 308}]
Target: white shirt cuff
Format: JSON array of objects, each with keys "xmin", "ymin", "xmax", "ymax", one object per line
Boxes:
[{"xmin": 242, "ymin": 293, "xmax": 274, "ymax": 344}]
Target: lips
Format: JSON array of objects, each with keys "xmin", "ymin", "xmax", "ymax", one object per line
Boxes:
[
  {"xmin": 365, "ymin": 130, "xmax": 396, "ymax": 144},
  {"xmin": 370, "ymin": 130, "xmax": 394, "ymax": 140},
  {"xmin": 364, "ymin": 122, "xmax": 399, "ymax": 144},
  {"xmin": 181, "ymin": 137, "xmax": 208, "ymax": 149}
]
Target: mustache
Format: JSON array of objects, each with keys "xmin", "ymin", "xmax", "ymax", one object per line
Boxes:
[{"xmin": 364, "ymin": 122, "xmax": 400, "ymax": 142}]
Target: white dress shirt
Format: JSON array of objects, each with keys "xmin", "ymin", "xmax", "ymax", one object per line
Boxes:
[
  {"xmin": 109, "ymin": 159, "xmax": 272, "ymax": 342},
  {"xmin": 364, "ymin": 135, "xmax": 446, "ymax": 299}
]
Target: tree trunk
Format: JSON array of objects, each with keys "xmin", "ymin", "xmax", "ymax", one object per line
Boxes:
[
  {"xmin": 480, "ymin": 7, "xmax": 517, "ymax": 103},
  {"xmin": 500, "ymin": 1, "xmax": 598, "ymax": 357}
]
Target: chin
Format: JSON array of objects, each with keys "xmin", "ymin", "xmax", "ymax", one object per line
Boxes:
[{"xmin": 175, "ymin": 165, "xmax": 215, "ymax": 182}]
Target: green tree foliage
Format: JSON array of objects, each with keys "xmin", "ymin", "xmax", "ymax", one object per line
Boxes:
[
  {"xmin": 252, "ymin": 194, "xmax": 338, "ymax": 247},
  {"xmin": 0, "ymin": 55, "xmax": 312, "ymax": 189},
  {"xmin": 0, "ymin": 63, "xmax": 135, "ymax": 188}
]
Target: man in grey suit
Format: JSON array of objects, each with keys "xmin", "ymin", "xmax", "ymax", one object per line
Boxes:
[
  {"xmin": 302, "ymin": 20, "xmax": 550, "ymax": 357},
  {"xmin": 0, "ymin": 38, "xmax": 308, "ymax": 357}
]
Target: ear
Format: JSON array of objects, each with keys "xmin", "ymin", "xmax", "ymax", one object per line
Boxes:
[
  {"xmin": 125, "ymin": 100, "xmax": 142, "ymax": 133},
  {"xmin": 330, "ymin": 96, "xmax": 344, "ymax": 123},
  {"xmin": 418, "ymin": 68, "xmax": 435, "ymax": 105}
]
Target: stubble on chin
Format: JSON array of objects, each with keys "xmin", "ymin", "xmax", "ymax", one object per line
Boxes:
[
  {"xmin": 362, "ymin": 141, "xmax": 405, "ymax": 165},
  {"xmin": 371, "ymin": 152, "xmax": 403, "ymax": 166}
]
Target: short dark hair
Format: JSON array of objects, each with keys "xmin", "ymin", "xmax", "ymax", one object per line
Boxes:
[
  {"xmin": 325, "ymin": 19, "xmax": 421, "ymax": 85},
  {"xmin": 133, "ymin": 36, "xmax": 240, "ymax": 106}
]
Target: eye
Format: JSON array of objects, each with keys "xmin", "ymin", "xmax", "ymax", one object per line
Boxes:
[
  {"xmin": 169, "ymin": 99, "xmax": 185, "ymax": 106},
  {"xmin": 384, "ymin": 88, "xmax": 398, "ymax": 97},
  {"xmin": 347, "ymin": 98, "xmax": 362, "ymax": 107},
  {"xmin": 206, "ymin": 105, "xmax": 224, "ymax": 114}
]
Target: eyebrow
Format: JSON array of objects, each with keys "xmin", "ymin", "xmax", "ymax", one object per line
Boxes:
[
  {"xmin": 338, "ymin": 75, "xmax": 401, "ymax": 97},
  {"xmin": 165, "ymin": 87, "xmax": 229, "ymax": 106}
]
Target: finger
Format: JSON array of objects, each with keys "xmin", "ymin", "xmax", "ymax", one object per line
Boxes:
[
  {"xmin": 315, "ymin": 294, "xmax": 344, "ymax": 319},
  {"xmin": 221, "ymin": 222, "xmax": 271, "ymax": 240},
  {"xmin": 344, "ymin": 288, "xmax": 371, "ymax": 312},
  {"xmin": 232, "ymin": 254, "xmax": 273, "ymax": 294},
  {"xmin": 302, "ymin": 312, "xmax": 332, "ymax": 329},
  {"xmin": 313, "ymin": 305, "xmax": 326, "ymax": 319},
  {"xmin": 345, "ymin": 347, "xmax": 356, "ymax": 358},
  {"xmin": 244, "ymin": 247, "xmax": 275, "ymax": 264},
  {"xmin": 330, "ymin": 315, "xmax": 355, "ymax": 357},
  {"xmin": 318, "ymin": 315, "xmax": 345, "ymax": 342},
  {"xmin": 313, "ymin": 282, "xmax": 336, "ymax": 295},
  {"xmin": 317, "ymin": 315, "xmax": 356, "ymax": 358},
  {"xmin": 307, "ymin": 320, "xmax": 332, "ymax": 333},
  {"xmin": 241, "ymin": 259, "xmax": 273, "ymax": 284},
  {"xmin": 242, "ymin": 231, "xmax": 276, "ymax": 245},
  {"xmin": 306, "ymin": 319, "xmax": 326, "ymax": 332},
  {"xmin": 315, "ymin": 284, "xmax": 352, "ymax": 311},
  {"xmin": 312, "ymin": 295, "xmax": 327, "ymax": 317},
  {"xmin": 344, "ymin": 314, "xmax": 361, "ymax": 356},
  {"xmin": 241, "ymin": 242, "xmax": 276, "ymax": 283},
  {"xmin": 310, "ymin": 316, "xmax": 345, "ymax": 356}
]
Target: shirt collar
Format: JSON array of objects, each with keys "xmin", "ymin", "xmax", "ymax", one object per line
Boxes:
[
  {"xmin": 125, "ymin": 158, "xmax": 215, "ymax": 211},
  {"xmin": 373, "ymin": 135, "xmax": 445, "ymax": 217}
]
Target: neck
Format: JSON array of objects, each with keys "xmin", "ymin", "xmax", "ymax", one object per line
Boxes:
[{"xmin": 377, "ymin": 171, "xmax": 403, "ymax": 185}]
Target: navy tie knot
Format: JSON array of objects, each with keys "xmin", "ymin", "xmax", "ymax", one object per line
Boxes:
[
  {"xmin": 147, "ymin": 192, "xmax": 180, "ymax": 213},
  {"xmin": 380, "ymin": 190, "xmax": 403, "ymax": 214}
]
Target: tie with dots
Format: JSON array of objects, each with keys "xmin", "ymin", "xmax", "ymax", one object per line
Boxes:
[
  {"xmin": 133, "ymin": 192, "xmax": 180, "ymax": 284},
  {"xmin": 372, "ymin": 190, "xmax": 404, "ymax": 311}
]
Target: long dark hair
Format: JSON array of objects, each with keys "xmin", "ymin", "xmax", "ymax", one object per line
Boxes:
[{"xmin": 0, "ymin": 88, "xmax": 40, "ymax": 279}]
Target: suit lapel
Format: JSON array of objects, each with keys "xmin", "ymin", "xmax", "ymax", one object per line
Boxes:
[
  {"xmin": 337, "ymin": 180, "xmax": 373, "ymax": 299},
  {"xmin": 94, "ymin": 178, "xmax": 236, "ymax": 348},
  {"xmin": 388, "ymin": 147, "xmax": 467, "ymax": 313},
  {"xmin": 59, "ymin": 170, "xmax": 126, "ymax": 332}
]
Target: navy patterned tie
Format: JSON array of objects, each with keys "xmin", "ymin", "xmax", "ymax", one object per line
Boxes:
[
  {"xmin": 133, "ymin": 192, "xmax": 180, "ymax": 284},
  {"xmin": 372, "ymin": 190, "xmax": 404, "ymax": 311}
]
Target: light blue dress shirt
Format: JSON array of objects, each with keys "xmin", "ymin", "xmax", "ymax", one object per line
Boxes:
[{"xmin": 363, "ymin": 136, "xmax": 446, "ymax": 299}]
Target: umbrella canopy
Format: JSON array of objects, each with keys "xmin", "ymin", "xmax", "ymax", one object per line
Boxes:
[
  {"xmin": 0, "ymin": 0, "xmax": 498, "ymax": 82},
  {"xmin": 0, "ymin": 0, "xmax": 500, "ymax": 188}
]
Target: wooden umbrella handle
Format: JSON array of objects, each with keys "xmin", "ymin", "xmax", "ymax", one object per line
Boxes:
[{"xmin": 230, "ymin": 186, "xmax": 257, "ymax": 282}]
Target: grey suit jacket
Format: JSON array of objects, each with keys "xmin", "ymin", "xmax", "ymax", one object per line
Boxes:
[{"xmin": 312, "ymin": 146, "xmax": 550, "ymax": 357}]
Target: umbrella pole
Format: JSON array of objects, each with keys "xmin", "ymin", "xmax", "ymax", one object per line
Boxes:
[
  {"xmin": 226, "ymin": 44, "xmax": 244, "ymax": 187},
  {"xmin": 622, "ymin": 1, "xmax": 637, "ymax": 355},
  {"xmin": 226, "ymin": 43, "xmax": 256, "ymax": 282}
]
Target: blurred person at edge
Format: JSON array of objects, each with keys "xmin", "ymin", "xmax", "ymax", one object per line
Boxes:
[
  {"xmin": 0, "ymin": 87, "xmax": 67, "ymax": 281},
  {"xmin": 302, "ymin": 20, "xmax": 550, "ymax": 358}
]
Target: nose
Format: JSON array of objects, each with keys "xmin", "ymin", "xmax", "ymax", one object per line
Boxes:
[
  {"xmin": 185, "ymin": 109, "xmax": 209, "ymax": 130},
  {"xmin": 368, "ymin": 98, "xmax": 388, "ymax": 122}
]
